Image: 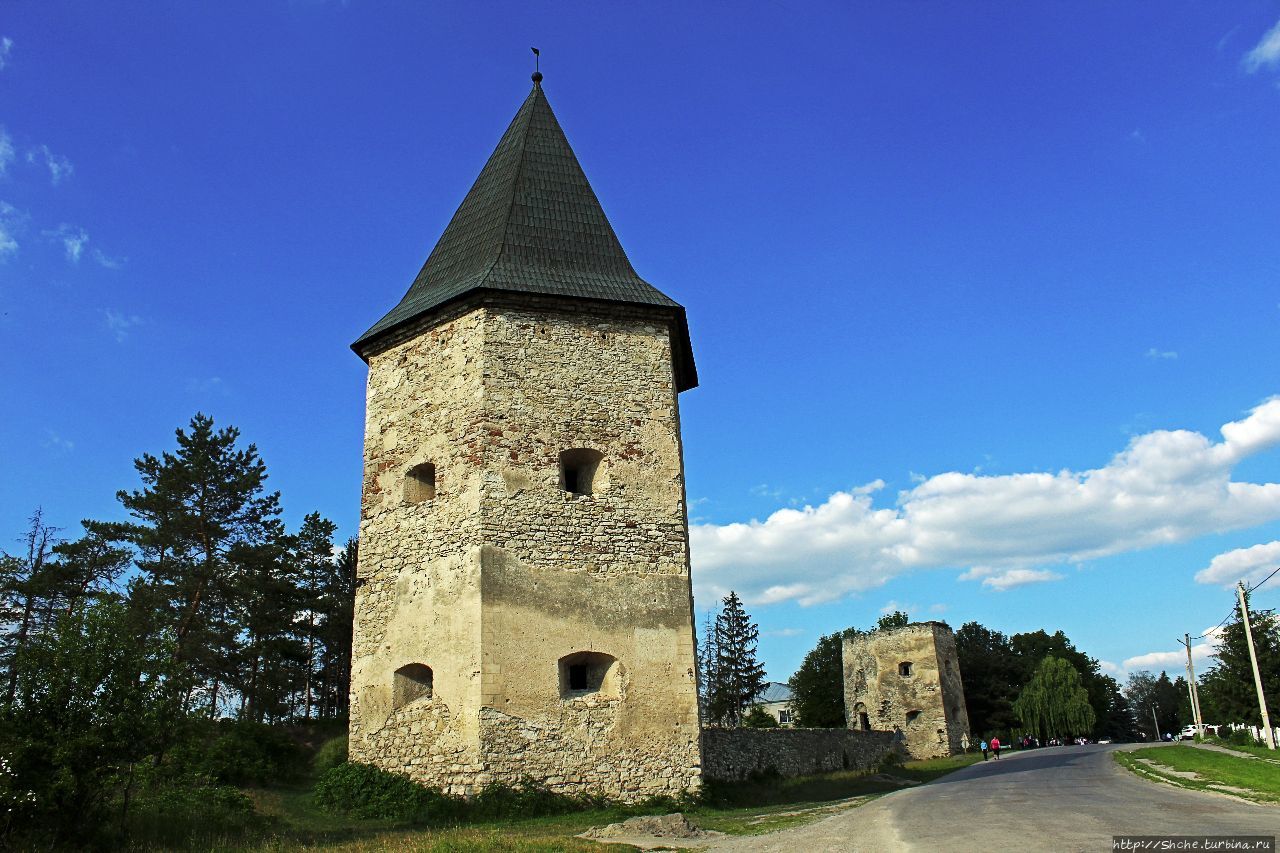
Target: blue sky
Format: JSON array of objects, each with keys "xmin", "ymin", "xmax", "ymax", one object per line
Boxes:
[{"xmin": 3, "ymin": 2, "xmax": 1280, "ymax": 685}]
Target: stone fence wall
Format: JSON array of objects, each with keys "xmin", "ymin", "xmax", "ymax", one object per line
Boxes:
[{"xmin": 701, "ymin": 728, "xmax": 902, "ymax": 782}]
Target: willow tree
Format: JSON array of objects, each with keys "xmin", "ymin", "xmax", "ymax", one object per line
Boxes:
[{"xmin": 1013, "ymin": 655, "xmax": 1096, "ymax": 739}]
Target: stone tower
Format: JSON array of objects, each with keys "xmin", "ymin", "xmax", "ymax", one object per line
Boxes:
[
  {"xmin": 842, "ymin": 622, "xmax": 969, "ymax": 759},
  {"xmin": 348, "ymin": 75, "xmax": 702, "ymax": 801}
]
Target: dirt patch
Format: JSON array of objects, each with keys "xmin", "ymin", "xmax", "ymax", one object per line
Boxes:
[{"xmin": 581, "ymin": 813, "xmax": 725, "ymax": 850}]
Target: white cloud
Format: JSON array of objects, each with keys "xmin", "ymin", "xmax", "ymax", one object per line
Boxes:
[
  {"xmin": 1099, "ymin": 660, "xmax": 1121, "ymax": 675},
  {"xmin": 27, "ymin": 145, "xmax": 74, "ymax": 185},
  {"xmin": 1145, "ymin": 348, "xmax": 1177, "ymax": 361},
  {"xmin": 41, "ymin": 430, "xmax": 74, "ymax": 454},
  {"xmin": 186, "ymin": 376, "xmax": 227, "ymax": 395},
  {"xmin": 761, "ymin": 627, "xmax": 805, "ymax": 638},
  {"xmin": 104, "ymin": 311, "xmax": 143, "ymax": 342},
  {"xmin": 91, "ymin": 248, "xmax": 123, "ymax": 269},
  {"xmin": 691, "ymin": 397, "xmax": 1280, "ymax": 606},
  {"xmin": 958, "ymin": 567, "xmax": 1064, "ymax": 591},
  {"xmin": 0, "ymin": 200, "xmax": 22, "ymax": 259},
  {"xmin": 1243, "ymin": 17, "xmax": 1280, "ymax": 72},
  {"xmin": 0, "ymin": 128, "xmax": 13, "ymax": 177},
  {"xmin": 1123, "ymin": 627, "xmax": 1223, "ymax": 673},
  {"xmin": 879, "ymin": 599, "xmax": 917, "ymax": 616},
  {"xmin": 1195, "ymin": 540, "xmax": 1280, "ymax": 589},
  {"xmin": 44, "ymin": 223, "xmax": 89, "ymax": 262},
  {"xmin": 0, "ymin": 37, "xmax": 11, "ymax": 72}
]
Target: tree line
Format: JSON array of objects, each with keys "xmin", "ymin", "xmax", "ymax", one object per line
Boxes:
[{"xmin": 0, "ymin": 414, "xmax": 357, "ymax": 842}]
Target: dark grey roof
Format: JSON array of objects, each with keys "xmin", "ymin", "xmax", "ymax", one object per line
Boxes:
[
  {"xmin": 753, "ymin": 682, "xmax": 794, "ymax": 704},
  {"xmin": 353, "ymin": 80, "xmax": 697, "ymax": 391}
]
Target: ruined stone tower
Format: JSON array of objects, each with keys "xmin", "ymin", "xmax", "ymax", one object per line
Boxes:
[
  {"xmin": 348, "ymin": 74, "xmax": 702, "ymax": 800},
  {"xmin": 842, "ymin": 622, "xmax": 969, "ymax": 759}
]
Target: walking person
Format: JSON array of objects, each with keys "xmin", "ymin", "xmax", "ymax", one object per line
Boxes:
[
  {"xmin": 991, "ymin": 736, "xmax": 1001, "ymax": 759},
  {"xmin": 980, "ymin": 739, "xmax": 989, "ymax": 761}
]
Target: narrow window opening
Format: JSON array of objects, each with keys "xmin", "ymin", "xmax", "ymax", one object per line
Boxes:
[
  {"xmin": 404, "ymin": 463, "xmax": 436, "ymax": 504},
  {"xmin": 860, "ymin": 712, "xmax": 871, "ymax": 731},
  {"xmin": 905, "ymin": 709, "xmax": 922, "ymax": 725},
  {"xmin": 559, "ymin": 448, "xmax": 603, "ymax": 496},
  {"xmin": 393, "ymin": 663, "xmax": 433, "ymax": 709},
  {"xmin": 559, "ymin": 651, "xmax": 619, "ymax": 698},
  {"xmin": 899, "ymin": 661, "xmax": 914, "ymax": 677}
]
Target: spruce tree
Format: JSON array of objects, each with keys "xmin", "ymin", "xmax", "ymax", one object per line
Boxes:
[{"xmin": 709, "ymin": 591, "xmax": 766, "ymax": 727}]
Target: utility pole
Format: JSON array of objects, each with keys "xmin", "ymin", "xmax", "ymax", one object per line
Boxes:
[
  {"xmin": 1151, "ymin": 703, "xmax": 1161, "ymax": 742},
  {"xmin": 1236, "ymin": 581, "xmax": 1276, "ymax": 750},
  {"xmin": 1183, "ymin": 633, "xmax": 1204, "ymax": 738}
]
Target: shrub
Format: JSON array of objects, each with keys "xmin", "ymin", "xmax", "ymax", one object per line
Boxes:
[
  {"xmin": 170, "ymin": 719, "xmax": 306, "ymax": 787},
  {"xmin": 314, "ymin": 762, "xmax": 454, "ymax": 822},
  {"xmin": 467, "ymin": 778, "xmax": 608, "ymax": 819},
  {"xmin": 313, "ymin": 734, "xmax": 349, "ymax": 775},
  {"xmin": 743, "ymin": 706, "xmax": 780, "ymax": 728},
  {"xmin": 1227, "ymin": 727, "xmax": 1259, "ymax": 747},
  {"xmin": 124, "ymin": 782, "xmax": 269, "ymax": 849}
]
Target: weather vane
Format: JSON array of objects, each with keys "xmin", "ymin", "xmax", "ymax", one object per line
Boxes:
[{"xmin": 531, "ymin": 46, "xmax": 542, "ymax": 84}]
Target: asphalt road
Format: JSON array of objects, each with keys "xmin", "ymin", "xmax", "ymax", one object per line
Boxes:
[{"xmin": 707, "ymin": 744, "xmax": 1279, "ymax": 852}]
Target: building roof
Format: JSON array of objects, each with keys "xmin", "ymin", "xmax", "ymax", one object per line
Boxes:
[
  {"xmin": 352, "ymin": 77, "xmax": 697, "ymax": 391},
  {"xmin": 753, "ymin": 682, "xmax": 794, "ymax": 704}
]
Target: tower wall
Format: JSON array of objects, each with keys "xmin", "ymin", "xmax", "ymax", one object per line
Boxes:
[
  {"xmin": 350, "ymin": 296, "xmax": 701, "ymax": 799},
  {"xmin": 841, "ymin": 622, "xmax": 970, "ymax": 759}
]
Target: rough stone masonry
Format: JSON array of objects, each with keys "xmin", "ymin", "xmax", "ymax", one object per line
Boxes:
[
  {"xmin": 842, "ymin": 622, "xmax": 971, "ymax": 759},
  {"xmin": 347, "ymin": 77, "xmax": 702, "ymax": 801}
]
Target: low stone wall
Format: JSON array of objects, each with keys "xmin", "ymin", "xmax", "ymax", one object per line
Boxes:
[{"xmin": 701, "ymin": 728, "xmax": 901, "ymax": 782}]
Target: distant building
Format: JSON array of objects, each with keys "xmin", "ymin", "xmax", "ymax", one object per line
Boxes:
[
  {"xmin": 842, "ymin": 622, "xmax": 969, "ymax": 759},
  {"xmin": 752, "ymin": 682, "xmax": 795, "ymax": 726}
]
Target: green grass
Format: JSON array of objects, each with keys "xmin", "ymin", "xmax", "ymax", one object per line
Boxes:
[
  {"xmin": 117, "ymin": 753, "xmax": 984, "ymax": 849},
  {"xmin": 1116, "ymin": 745, "xmax": 1280, "ymax": 804},
  {"xmin": 1201, "ymin": 737, "xmax": 1280, "ymax": 761}
]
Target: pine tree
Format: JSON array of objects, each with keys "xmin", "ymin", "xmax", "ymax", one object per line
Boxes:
[
  {"xmin": 315, "ymin": 537, "xmax": 357, "ymax": 718},
  {"xmin": 92, "ymin": 413, "xmax": 287, "ymax": 712},
  {"xmin": 1, "ymin": 510, "xmax": 61, "ymax": 707},
  {"xmin": 294, "ymin": 513, "xmax": 338, "ymax": 719},
  {"xmin": 708, "ymin": 591, "xmax": 766, "ymax": 728}
]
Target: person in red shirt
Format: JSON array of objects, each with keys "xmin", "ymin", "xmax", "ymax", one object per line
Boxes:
[{"xmin": 990, "ymin": 736, "xmax": 1002, "ymax": 759}]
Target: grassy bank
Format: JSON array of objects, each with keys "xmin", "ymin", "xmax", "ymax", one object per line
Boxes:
[
  {"xmin": 1116, "ymin": 745, "xmax": 1280, "ymax": 804},
  {"xmin": 121, "ymin": 753, "xmax": 983, "ymax": 850}
]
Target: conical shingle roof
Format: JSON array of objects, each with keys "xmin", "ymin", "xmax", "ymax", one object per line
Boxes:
[{"xmin": 353, "ymin": 80, "xmax": 696, "ymax": 391}]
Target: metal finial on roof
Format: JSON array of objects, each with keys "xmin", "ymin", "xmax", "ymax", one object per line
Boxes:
[{"xmin": 531, "ymin": 47, "xmax": 542, "ymax": 85}]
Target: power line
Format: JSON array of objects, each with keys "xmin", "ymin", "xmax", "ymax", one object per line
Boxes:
[{"xmin": 1246, "ymin": 565, "xmax": 1280, "ymax": 595}]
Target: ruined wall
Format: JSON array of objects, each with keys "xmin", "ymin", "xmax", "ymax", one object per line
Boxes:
[
  {"xmin": 351, "ymin": 296, "xmax": 701, "ymax": 800},
  {"xmin": 701, "ymin": 729, "xmax": 901, "ymax": 781},
  {"xmin": 842, "ymin": 623, "xmax": 970, "ymax": 760}
]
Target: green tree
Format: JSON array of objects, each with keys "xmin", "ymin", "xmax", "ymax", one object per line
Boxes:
[
  {"xmin": 742, "ymin": 705, "xmax": 780, "ymax": 728},
  {"xmin": 1198, "ymin": 591, "xmax": 1279, "ymax": 727},
  {"xmin": 94, "ymin": 414, "xmax": 287, "ymax": 713},
  {"xmin": 1098, "ymin": 674, "xmax": 1140, "ymax": 742},
  {"xmin": 1012, "ymin": 655, "xmax": 1096, "ymax": 740},
  {"xmin": 315, "ymin": 537, "xmax": 357, "ymax": 719},
  {"xmin": 707, "ymin": 591, "xmax": 766, "ymax": 727},
  {"xmin": 788, "ymin": 628, "xmax": 861, "ymax": 728},
  {"xmin": 955, "ymin": 621, "xmax": 1019, "ymax": 737},
  {"xmin": 295, "ymin": 513, "xmax": 338, "ymax": 719},
  {"xmin": 876, "ymin": 610, "xmax": 910, "ymax": 631},
  {"xmin": 1, "ymin": 597, "xmax": 180, "ymax": 845},
  {"xmin": 1, "ymin": 510, "xmax": 61, "ymax": 708},
  {"xmin": 1124, "ymin": 671, "xmax": 1185, "ymax": 739}
]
